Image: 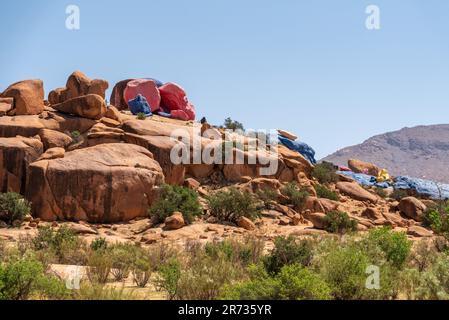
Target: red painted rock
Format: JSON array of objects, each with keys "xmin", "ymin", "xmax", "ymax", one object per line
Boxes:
[
  {"xmin": 159, "ymin": 82, "xmax": 196, "ymax": 121},
  {"xmin": 124, "ymin": 79, "xmax": 161, "ymax": 112}
]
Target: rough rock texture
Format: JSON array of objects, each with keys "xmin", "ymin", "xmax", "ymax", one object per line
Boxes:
[
  {"xmin": 348, "ymin": 159, "xmax": 380, "ymax": 176},
  {"xmin": 0, "ymin": 136, "xmax": 43, "ymax": 193},
  {"xmin": 164, "ymin": 212, "xmax": 185, "ymax": 230},
  {"xmin": 303, "ymin": 212, "xmax": 327, "ymax": 230},
  {"xmin": 323, "ymin": 124, "xmax": 449, "ymax": 183},
  {"xmin": 37, "ymin": 147, "xmax": 65, "ymax": 161},
  {"xmin": 0, "ymin": 115, "xmax": 45, "ymax": 137},
  {"xmin": 1, "ymin": 80, "xmax": 45, "ymax": 115},
  {"xmin": 0, "ymin": 98, "xmax": 13, "ymax": 116},
  {"xmin": 38, "ymin": 129, "xmax": 73, "ymax": 150},
  {"xmin": 398, "ymin": 197, "xmax": 427, "ymax": 222},
  {"xmin": 237, "ymin": 217, "xmax": 256, "ymax": 231},
  {"xmin": 52, "ymin": 94, "xmax": 106, "ymax": 120},
  {"xmin": 336, "ymin": 182, "xmax": 378, "ymax": 203},
  {"xmin": 407, "ymin": 226, "xmax": 433, "ymax": 237},
  {"xmin": 48, "ymin": 71, "xmax": 109, "ymax": 105},
  {"xmin": 26, "ymin": 144, "xmax": 164, "ymax": 223},
  {"xmin": 110, "ymin": 79, "xmax": 133, "ymax": 110}
]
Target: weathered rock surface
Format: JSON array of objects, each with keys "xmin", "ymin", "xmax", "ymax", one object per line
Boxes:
[
  {"xmin": 48, "ymin": 71, "xmax": 109, "ymax": 105},
  {"xmin": 26, "ymin": 143, "xmax": 164, "ymax": 223},
  {"xmin": 336, "ymin": 181, "xmax": 378, "ymax": 203},
  {"xmin": 38, "ymin": 129, "xmax": 73, "ymax": 150},
  {"xmin": 37, "ymin": 147, "xmax": 65, "ymax": 161},
  {"xmin": 52, "ymin": 94, "xmax": 106, "ymax": 120},
  {"xmin": 398, "ymin": 197, "xmax": 427, "ymax": 222},
  {"xmin": 348, "ymin": 159, "xmax": 380, "ymax": 176},
  {"xmin": 0, "ymin": 136, "xmax": 43, "ymax": 193},
  {"xmin": 164, "ymin": 212, "xmax": 185, "ymax": 230},
  {"xmin": 1, "ymin": 80, "xmax": 45, "ymax": 115},
  {"xmin": 0, "ymin": 98, "xmax": 13, "ymax": 116}
]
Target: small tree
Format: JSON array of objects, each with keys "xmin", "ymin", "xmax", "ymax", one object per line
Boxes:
[{"xmin": 0, "ymin": 193, "xmax": 31, "ymax": 225}]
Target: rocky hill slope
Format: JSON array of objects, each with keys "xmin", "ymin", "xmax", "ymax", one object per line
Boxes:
[{"xmin": 323, "ymin": 125, "xmax": 449, "ymax": 183}]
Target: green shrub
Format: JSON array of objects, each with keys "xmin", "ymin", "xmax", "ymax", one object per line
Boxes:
[
  {"xmin": 264, "ymin": 236, "xmax": 314, "ymax": 275},
  {"xmin": 280, "ymin": 183, "xmax": 309, "ymax": 211},
  {"xmin": 207, "ymin": 188, "xmax": 260, "ymax": 222},
  {"xmin": 390, "ymin": 189, "xmax": 408, "ymax": 201},
  {"xmin": 224, "ymin": 117, "xmax": 244, "ymax": 131},
  {"xmin": 156, "ymin": 259, "xmax": 182, "ymax": 300},
  {"xmin": 71, "ymin": 130, "xmax": 81, "ymax": 139},
  {"xmin": 32, "ymin": 226, "xmax": 87, "ymax": 265},
  {"xmin": 414, "ymin": 253, "xmax": 449, "ymax": 300},
  {"xmin": 205, "ymin": 237, "xmax": 264, "ymax": 267},
  {"xmin": 315, "ymin": 184, "xmax": 339, "ymax": 201},
  {"xmin": 424, "ymin": 201, "xmax": 449, "ymax": 240},
  {"xmin": 0, "ymin": 192, "xmax": 31, "ymax": 225},
  {"xmin": 90, "ymin": 238, "xmax": 108, "ymax": 252},
  {"xmin": 109, "ymin": 243, "xmax": 135, "ymax": 281},
  {"xmin": 86, "ymin": 251, "xmax": 113, "ymax": 284},
  {"xmin": 75, "ymin": 282, "xmax": 138, "ymax": 300},
  {"xmin": 136, "ymin": 112, "xmax": 147, "ymax": 120},
  {"xmin": 220, "ymin": 264, "xmax": 331, "ymax": 300},
  {"xmin": 364, "ymin": 227, "xmax": 412, "ymax": 269},
  {"xmin": 131, "ymin": 248, "xmax": 152, "ymax": 288},
  {"xmin": 0, "ymin": 255, "xmax": 68, "ymax": 300},
  {"xmin": 149, "ymin": 184, "xmax": 202, "ymax": 224},
  {"xmin": 324, "ymin": 211, "xmax": 357, "ymax": 234},
  {"xmin": 256, "ymin": 188, "xmax": 278, "ymax": 209},
  {"xmin": 312, "ymin": 162, "xmax": 339, "ymax": 184}
]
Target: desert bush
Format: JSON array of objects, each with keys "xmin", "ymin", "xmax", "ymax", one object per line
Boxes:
[
  {"xmin": 224, "ymin": 117, "xmax": 244, "ymax": 131},
  {"xmin": 390, "ymin": 189, "xmax": 408, "ymax": 201},
  {"xmin": 75, "ymin": 282, "xmax": 138, "ymax": 300},
  {"xmin": 315, "ymin": 184, "xmax": 339, "ymax": 201},
  {"xmin": 425, "ymin": 201, "xmax": 449, "ymax": 240},
  {"xmin": 220, "ymin": 263, "xmax": 331, "ymax": 300},
  {"xmin": 312, "ymin": 162, "xmax": 339, "ymax": 184},
  {"xmin": 131, "ymin": 247, "xmax": 152, "ymax": 288},
  {"xmin": 32, "ymin": 226, "xmax": 88, "ymax": 265},
  {"xmin": 90, "ymin": 237, "xmax": 108, "ymax": 252},
  {"xmin": 109, "ymin": 243, "xmax": 135, "ymax": 281},
  {"xmin": 136, "ymin": 112, "xmax": 146, "ymax": 120},
  {"xmin": 324, "ymin": 211, "xmax": 357, "ymax": 234},
  {"xmin": 413, "ymin": 253, "xmax": 449, "ymax": 300},
  {"xmin": 86, "ymin": 251, "xmax": 113, "ymax": 284},
  {"xmin": 263, "ymin": 236, "xmax": 314, "ymax": 275},
  {"xmin": 409, "ymin": 240, "xmax": 438, "ymax": 272},
  {"xmin": 207, "ymin": 188, "xmax": 260, "ymax": 222},
  {"xmin": 363, "ymin": 227, "xmax": 412, "ymax": 269},
  {"xmin": 0, "ymin": 255, "xmax": 68, "ymax": 300},
  {"xmin": 256, "ymin": 188, "xmax": 278, "ymax": 209},
  {"xmin": 205, "ymin": 237, "xmax": 264, "ymax": 267},
  {"xmin": 280, "ymin": 183, "xmax": 309, "ymax": 211},
  {"xmin": 375, "ymin": 188, "xmax": 388, "ymax": 199},
  {"xmin": 149, "ymin": 184, "xmax": 202, "ymax": 224},
  {"xmin": 155, "ymin": 258, "xmax": 182, "ymax": 300},
  {"xmin": 0, "ymin": 192, "xmax": 31, "ymax": 225}
]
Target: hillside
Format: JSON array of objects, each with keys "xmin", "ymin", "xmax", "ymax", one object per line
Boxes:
[{"xmin": 323, "ymin": 124, "xmax": 449, "ymax": 183}]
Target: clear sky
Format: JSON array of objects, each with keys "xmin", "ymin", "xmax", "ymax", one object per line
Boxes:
[{"xmin": 1, "ymin": 0, "xmax": 448, "ymax": 158}]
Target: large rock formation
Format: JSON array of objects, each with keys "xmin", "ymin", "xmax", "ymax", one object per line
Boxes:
[
  {"xmin": 0, "ymin": 136, "xmax": 43, "ymax": 194},
  {"xmin": 26, "ymin": 143, "xmax": 164, "ymax": 223},
  {"xmin": 48, "ymin": 71, "xmax": 109, "ymax": 105},
  {"xmin": 1, "ymin": 80, "xmax": 45, "ymax": 115},
  {"xmin": 52, "ymin": 94, "xmax": 106, "ymax": 120}
]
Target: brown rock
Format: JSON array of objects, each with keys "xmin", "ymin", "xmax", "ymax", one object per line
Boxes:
[
  {"xmin": 1, "ymin": 80, "xmax": 45, "ymax": 115},
  {"xmin": 105, "ymin": 105, "xmax": 123, "ymax": 122},
  {"xmin": 318, "ymin": 198, "xmax": 339, "ymax": 213},
  {"xmin": 277, "ymin": 129, "xmax": 298, "ymax": 141},
  {"xmin": 407, "ymin": 226, "xmax": 433, "ymax": 237},
  {"xmin": 291, "ymin": 214, "xmax": 304, "ymax": 226},
  {"xmin": 100, "ymin": 117, "xmax": 121, "ymax": 128},
  {"xmin": 0, "ymin": 97, "xmax": 13, "ymax": 116},
  {"xmin": 348, "ymin": 159, "xmax": 380, "ymax": 176},
  {"xmin": 38, "ymin": 129, "xmax": 73, "ymax": 150},
  {"xmin": 184, "ymin": 178, "xmax": 200, "ymax": 190},
  {"xmin": 49, "ymin": 71, "xmax": 109, "ymax": 104},
  {"xmin": 186, "ymin": 164, "xmax": 215, "ymax": 180},
  {"xmin": 336, "ymin": 182, "xmax": 378, "ymax": 203},
  {"xmin": 0, "ymin": 115, "xmax": 45, "ymax": 138},
  {"xmin": 68, "ymin": 223, "xmax": 98, "ymax": 235},
  {"xmin": 52, "ymin": 94, "xmax": 106, "ymax": 120},
  {"xmin": 26, "ymin": 143, "xmax": 164, "ymax": 223},
  {"xmin": 110, "ymin": 79, "xmax": 133, "ymax": 110},
  {"xmin": 303, "ymin": 212, "xmax": 327, "ymax": 230},
  {"xmin": 304, "ymin": 196, "xmax": 325, "ymax": 213},
  {"xmin": 382, "ymin": 212, "xmax": 407, "ymax": 227},
  {"xmin": 0, "ymin": 136, "xmax": 43, "ymax": 193},
  {"xmin": 164, "ymin": 212, "xmax": 185, "ymax": 230},
  {"xmin": 278, "ymin": 217, "xmax": 291, "ymax": 226},
  {"xmin": 141, "ymin": 233, "xmax": 159, "ymax": 244},
  {"xmin": 237, "ymin": 217, "xmax": 256, "ymax": 231},
  {"xmin": 398, "ymin": 197, "xmax": 427, "ymax": 222},
  {"xmin": 361, "ymin": 207, "xmax": 383, "ymax": 220},
  {"xmin": 37, "ymin": 147, "xmax": 65, "ymax": 161}
]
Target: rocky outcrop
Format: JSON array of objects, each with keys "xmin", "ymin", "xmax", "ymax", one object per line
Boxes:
[
  {"xmin": 0, "ymin": 98, "xmax": 13, "ymax": 116},
  {"xmin": 348, "ymin": 159, "xmax": 380, "ymax": 176},
  {"xmin": 110, "ymin": 79, "xmax": 133, "ymax": 110},
  {"xmin": 0, "ymin": 136, "xmax": 43, "ymax": 193},
  {"xmin": 336, "ymin": 181, "xmax": 378, "ymax": 203},
  {"xmin": 52, "ymin": 94, "xmax": 106, "ymax": 120},
  {"xmin": 164, "ymin": 212, "xmax": 185, "ymax": 230},
  {"xmin": 1, "ymin": 80, "xmax": 45, "ymax": 115},
  {"xmin": 48, "ymin": 71, "xmax": 109, "ymax": 105},
  {"xmin": 26, "ymin": 143, "xmax": 164, "ymax": 223},
  {"xmin": 398, "ymin": 197, "xmax": 427, "ymax": 222},
  {"xmin": 38, "ymin": 129, "xmax": 73, "ymax": 150}
]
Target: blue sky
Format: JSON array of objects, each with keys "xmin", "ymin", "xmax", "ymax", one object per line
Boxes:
[{"xmin": 1, "ymin": 0, "xmax": 448, "ymax": 158}]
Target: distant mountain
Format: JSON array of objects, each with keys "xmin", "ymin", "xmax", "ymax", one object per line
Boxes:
[{"xmin": 322, "ymin": 124, "xmax": 449, "ymax": 183}]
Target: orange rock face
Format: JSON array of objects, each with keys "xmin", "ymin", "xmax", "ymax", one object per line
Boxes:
[
  {"xmin": 1, "ymin": 80, "xmax": 45, "ymax": 115},
  {"xmin": 26, "ymin": 143, "xmax": 164, "ymax": 223},
  {"xmin": 52, "ymin": 94, "xmax": 106, "ymax": 120}
]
